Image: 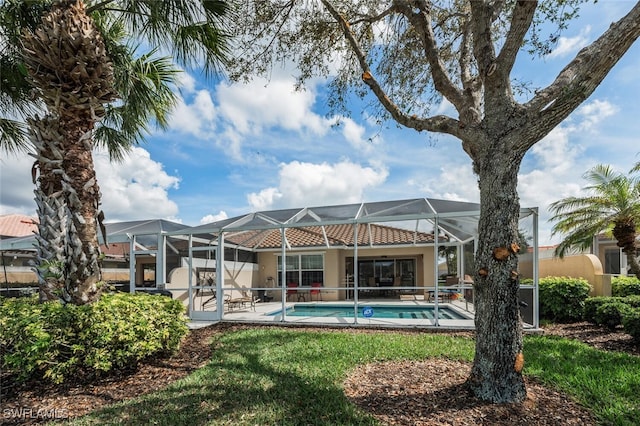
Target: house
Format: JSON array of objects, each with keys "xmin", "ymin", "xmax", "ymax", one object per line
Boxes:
[{"xmin": 0, "ymin": 199, "xmax": 540, "ymax": 328}]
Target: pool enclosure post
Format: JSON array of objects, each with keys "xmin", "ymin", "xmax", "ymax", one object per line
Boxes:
[
  {"xmin": 353, "ymin": 222, "xmax": 359, "ymax": 324},
  {"xmin": 216, "ymin": 232, "xmax": 224, "ymax": 317},
  {"xmin": 280, "ymin": 227, "xmax": 287, "ymax": 322},
  {"xmin": 532, "ymin": 208, "xmax": 540, "ymax": 329},
  {"xmin": 128, "ymin": 235, "xmax": 135, "ymax": 293},
  {"xmin": 433, "ymin": 216, "xmax": 440, "ymax": 327}
]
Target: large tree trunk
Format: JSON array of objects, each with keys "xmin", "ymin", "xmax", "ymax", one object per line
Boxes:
[
  {"xmin": 467, "ymin": 148, "xmax": 527, "ymax": 403},
  {"xmin": 21, "ymin": 0, "xmax": 116, "ymax": 304}
]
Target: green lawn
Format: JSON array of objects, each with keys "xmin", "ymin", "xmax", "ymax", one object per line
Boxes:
[{"xmin": 66, "ymin": 328, "xmax": 639, "ymax": 426}]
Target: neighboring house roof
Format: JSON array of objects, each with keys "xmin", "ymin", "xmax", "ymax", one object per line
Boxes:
[
  {"xmin": 0, "ymin": 218, "xmax": 189, "ymax": 251},
  {"xmin": 0, "ymin": 214, "xmax": 38, "ymax": 239},
  {"xmin": 224, "ymin": 223, "xmax": 444, "ymax": 250}
]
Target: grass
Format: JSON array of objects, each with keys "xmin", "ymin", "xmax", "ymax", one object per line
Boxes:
[{"xmin": 65, "ymin": 328, "xmax": 639, "ymax": 426}]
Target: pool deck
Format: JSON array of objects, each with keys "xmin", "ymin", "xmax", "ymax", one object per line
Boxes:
[{"xmin": 189, "ymin": 298, "xmax": 479, "ymax": 329}]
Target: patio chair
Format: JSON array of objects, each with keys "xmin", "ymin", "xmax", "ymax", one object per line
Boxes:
[
  {"xmin": 441, "ymin": 276, "xmax": 460, "ymax": 302},
  {"xmin": 310, "ymin": 282, "xmax": 322, "ymax": 301},
  {"xmin": 224, "ymin": 289, "xmax": 257, "ymax": 311},
  {"xmin": 287, "ymin": 282, "xmax": 305, "ymax": 301}
]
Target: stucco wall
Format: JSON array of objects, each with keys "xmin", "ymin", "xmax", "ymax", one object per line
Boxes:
[
  {"xmin": 520, "ymin": 253, "xmax": 610, "ymax": 296},
  {"xmin": 257, "ymin": 246, "xmax": 435, "ymax": 301}
]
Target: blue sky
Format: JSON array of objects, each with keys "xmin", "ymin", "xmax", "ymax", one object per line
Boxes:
[{"xmin": 1, "ymin": 1, "xmax": 639, "ymax": 245}]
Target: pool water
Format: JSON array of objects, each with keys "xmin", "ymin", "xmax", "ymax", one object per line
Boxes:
[{"xmin": 268, "ymin": 304, "xmax": 467, "ymax": 320}]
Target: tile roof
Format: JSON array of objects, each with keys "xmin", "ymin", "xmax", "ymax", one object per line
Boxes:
[
  {"xmin": 0, "ymin": 214, "xmax": 39, "ymax": 238},
  {"xmin": 223, "ymin": 223, "xmax": 444, "ymax": 250}
]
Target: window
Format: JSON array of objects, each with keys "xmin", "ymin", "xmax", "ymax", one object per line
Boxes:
[
  {"xmin": 604, "ymin": 248, "xmax": 621, "ymax": 274},
  {"xmin": 277, "ymin": 254, "xmax": 324, "ymax": 286}
]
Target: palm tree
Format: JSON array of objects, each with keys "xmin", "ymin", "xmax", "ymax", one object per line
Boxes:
[
  {"xmin": 550, "ymin": 164, "xmax": 640, "ymax": 279},
  {"xmin": 0, "ymin": 0, "xmax": 230, "ymax": 304}
]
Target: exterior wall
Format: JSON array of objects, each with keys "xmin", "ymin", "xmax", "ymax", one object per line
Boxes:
[
  {"xmin": 257, "ymin": 246, "xmax": 435, "ymax": 302},
  {"xmin": 520, "ymin": 253, "xmax": 610, "ymax": 296},
  {"xmin": 1, "ymin": 266, "xmax": 38, "ymax": 284},
  {"xmin": 0, "ymin": 267, "xmax": 131, "ymax": 286}
]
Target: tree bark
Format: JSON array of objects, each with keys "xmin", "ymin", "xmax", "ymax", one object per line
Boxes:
[
  {"xmin": 21, "ymin": 0, "xmax": 116, "ymax": 304},
  {"xmin": 467, "ymin": 145, "xmax": 527, "ymax": 403}
]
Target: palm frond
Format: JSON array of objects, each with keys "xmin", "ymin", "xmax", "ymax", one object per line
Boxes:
[
  {"xmin": 91, "ymin": 0, "xmax": 232, "ymax": 76},
  {"xmin": 0, "ymin": 118, "xmax": 30, "ymax": 154},
  {"xmin": 94, "ymin": 47, "xmax": 180, "ymax": 160},
  {"xmin": 549, "ymin": 163, "xmax": 640, "ymax": 258}
]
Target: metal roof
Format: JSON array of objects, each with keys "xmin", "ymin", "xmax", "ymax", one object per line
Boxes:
[
  {"xmin": 0, "ymin": 198, "xmax": 537, "ymax": 251},
  {"xmin": 181, "ymin": 198, "xmax": 536, "ymax": 248}
]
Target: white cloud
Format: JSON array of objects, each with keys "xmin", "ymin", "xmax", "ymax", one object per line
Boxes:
[
  {"xmin": 169, "ymin": 89, "xmax": 217, "ymax": 139},
  {"xmin": 175, "ymin": 72, "xmax": 197, "ymax": 94},
  {"xmin": 409, "ymin": 164, "xmax": 479, "ymax": 202},
  {"xmin": 576, "ymin": 99, "xmax": 618, "ymax": 130},
  {"xmin": 247, "ymin": 160, "xmax": 388, "ymax": 211},
  {"xmin": 0, "ymin": 147, "xmax": 181, "ymax": 224},
  {"xmin": 547, "ymin": 25, "xmax": 591, "ymax": 59},
  {"xmin": 200, "ymin": 211, "xmax": 229, "ymax": 224},
  {"xmin": 247, "ymin": 187, "xmax": 283, "ymax": 212},
  {"xmin": 95, "ymin": 147, "xmax": 181, "ymax": 221},
  {"xmin": 0, "ymin": 153, "xmax": 37, "ymax": 216},
  {"xmin": 530, "ymin": 126, "xmax": 583, "ymax": 174},
  {"xmin": 216, "ymin": 78, "xmax": 330, "ymax": 136}
]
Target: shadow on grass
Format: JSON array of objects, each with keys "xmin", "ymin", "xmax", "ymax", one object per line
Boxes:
[{"xmin": 73, "ymin": 329, "xmax": 377, "ymax": 425}]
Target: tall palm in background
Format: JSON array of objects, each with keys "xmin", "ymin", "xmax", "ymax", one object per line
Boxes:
[
  {"xmin": 0, "ymin": 0, "xmax": 230, "ymax": 304},
  {"xmin": 550, "ymin": 164, "xmax": 640, "ymax": 279}
]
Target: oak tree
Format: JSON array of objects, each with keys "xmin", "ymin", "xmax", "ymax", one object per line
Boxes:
[{"xmin": 227, "ymin": 0, "xmax": 640, "ymax": 402}]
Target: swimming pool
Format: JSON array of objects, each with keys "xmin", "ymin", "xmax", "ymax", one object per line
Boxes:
[{"xmin": 268, "ymin": 303, "xmax": 467, "ymax": 320}]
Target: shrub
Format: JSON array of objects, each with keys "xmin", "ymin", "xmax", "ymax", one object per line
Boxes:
[
  {"xmin": 593, "ymin": 301, "xmax": 634, "ymax": 330},
  {"xmin": 584, "ymin": 295, "xmax": 640, "ymax": 324},
  {"xmin": 623, "ymin": 295, "xmax": 640, "ymax": 308},
  {"xmin": 611, "ymin": 276, "xmax": 640, "ymax": 297},
  {"xmin": 538, "ymin": 276, "xmax": 591, "ymax": 322},
  {"xmin": 0, "ymin": 292, "xmax": 188, "ymax": 384},
  {"xmin": 621, "ymin": 308, "xmax": 640, "ymax": 341},
  {"xmin": 584, "ymin": 296, "xmax": 611, "ymax": 323}
]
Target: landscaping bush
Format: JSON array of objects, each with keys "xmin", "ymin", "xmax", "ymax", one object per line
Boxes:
[
  {"xmin": 621, "ymin": 308, "xmax": 640, "ymax": 341},
  {"xmin": 0, "ymin": 292, "xmax": 188, "ymax": 384},
  {"xmin": 593, "ymin": 301, "xmax": 634, "ymax": 330},
  {"xmin": 584, "ymin": 296, "xmax": 611, "ymax": 323},
  {"xmin": 538, "ymin": 276, "xmax": 591, "ymax": 322},
  {"xmin": 611, "ymin": 276, "xmax": 640, "ymax": 297}
]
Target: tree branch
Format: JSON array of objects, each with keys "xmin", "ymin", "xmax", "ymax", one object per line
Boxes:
[
  {"xmin": 319, "ymin": 0, "xmax": 461, "ymax": 136},
  {"xmin": 393, "ymin": 0, "xmax": 468, "ymax": 118},
  {"xmin": 523, "ymin": 1, "xmax": 640, "ymax": 149},
  {"xmin": 496, "ymin": 1, "xmax": 538, "ymax": 77}
]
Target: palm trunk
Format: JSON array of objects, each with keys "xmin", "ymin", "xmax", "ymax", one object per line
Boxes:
[
  {"xmin": 29, "ymin": 116, "xmax": 68, "ymax": 302},
  {"xmin": 467, "ymin": 151, "xmax": 527, "ymax": 403},
  {"xmin": 21, "ymin": 0, "xmax": 116, "ymax": 304}
]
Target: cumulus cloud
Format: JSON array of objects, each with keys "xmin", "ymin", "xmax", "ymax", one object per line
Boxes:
[
  {"xmin": 0, "ymin": 153, "xmax": 37, "ymax": 216},
  {"xmin": 575, "ymin": 99, "xmax": 618, "ymax": 130},
  {"xmin": 169, "ymin": 89, "xmax": 217, "ymax": 139},
  {"xmin": 408, "ymin": 164, "xmax": 479, "ymax": 203},
  {"xmin": 95, "ymin": 147, "xmax": 181, "ymax": 221},
  {"xmin": 216, "ymin": 78, "xmax": 330, "ymax": 136},
  {"xmin": 247, "ymin": 160, "xmax": 388, "ymax": 211},
  {"xmin": 0, "ymin": 147, "xmax": 181, "ymax": 224},
  {"xmin": 547, "ymin": 25, "xmax": 591, "ymax": 59},
  {"xmin": 200, "ymin": 211, "xmax": 229, "ymax": 224}
]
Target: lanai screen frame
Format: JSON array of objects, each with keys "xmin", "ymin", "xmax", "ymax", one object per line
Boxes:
[{"xmin": 163, "ymin": 198, "xmax": 539, "ymax": 328}]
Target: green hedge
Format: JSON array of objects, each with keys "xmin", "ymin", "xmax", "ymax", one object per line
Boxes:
[
  {"xmin": 622, "ymin": 308, "xmax": 640, "ymax": 341},
  {"xmin": 0, "ymin": 292, "xmax": 188, "ymax": 384},
  {"xmin": 538, "ymin": 276, "xmax": 591, "ymax": 322},
  {"xmin": 584, "ymin": 296, "xmax": 640, "ymax": 323},
  {"xmin": 611, "ymin": 276, "xmax": 640, "ymax": 297},
  {"xmin": 593, "ymin": 302, "xmax": 634, "ymax": 330}
]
